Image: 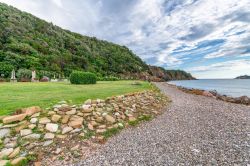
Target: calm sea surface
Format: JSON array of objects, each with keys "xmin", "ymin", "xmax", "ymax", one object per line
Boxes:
[{"xmin": 168, "ymin": 79, "xmax": 250, "ymax": 97}]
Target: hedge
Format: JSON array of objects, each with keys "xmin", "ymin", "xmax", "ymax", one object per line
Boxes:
[{"xmin": 70, "ymin": 71, "xmax": 96, "ymax": 84}]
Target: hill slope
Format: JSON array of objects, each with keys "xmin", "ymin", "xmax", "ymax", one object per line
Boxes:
[{"xmin": 0, "ymin": 3, "xmax": 194, "ymax": 81}]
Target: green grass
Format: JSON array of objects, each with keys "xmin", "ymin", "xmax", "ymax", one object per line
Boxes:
[{"xmin": 0, "ymin": 80, "xmax": 151, "ymax": 115}]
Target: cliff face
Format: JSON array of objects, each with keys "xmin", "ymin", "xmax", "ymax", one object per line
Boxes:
[{"xmin": 148, "ymin": 66, "xmax": 195, "ymax": 81}]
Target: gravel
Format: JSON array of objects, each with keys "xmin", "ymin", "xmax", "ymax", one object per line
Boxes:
[{"xmin": 76, "ymin": 82, "xmax": 250, "ymax": 165}]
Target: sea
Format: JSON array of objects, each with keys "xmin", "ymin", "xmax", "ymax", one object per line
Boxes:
[{"xmin": 168, "ymin": 79, "xmax": 250, "ymax": 97}]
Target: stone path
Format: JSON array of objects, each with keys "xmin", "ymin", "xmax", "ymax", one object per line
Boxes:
[{"xmin": 77, "ymin": 82, "xmax": 250, "ymax": 165}]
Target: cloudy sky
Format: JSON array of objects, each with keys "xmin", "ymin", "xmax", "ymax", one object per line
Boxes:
[{"xmin": 1, "ymin": 0, "xmax": 250, "ymax": 78}]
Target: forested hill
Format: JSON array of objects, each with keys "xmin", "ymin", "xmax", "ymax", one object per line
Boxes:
[{"xmin": 0, "ymin": 3, "xmax": 194, "ymax": 81}]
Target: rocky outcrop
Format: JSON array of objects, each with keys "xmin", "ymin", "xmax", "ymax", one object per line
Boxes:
[
  {"xmin": 235, "ymin": 75, "xmax": 250, "ymax": 79},
  {"xmin": 176, "ymin": 85, "xmax": 250, "ymax": 106}
]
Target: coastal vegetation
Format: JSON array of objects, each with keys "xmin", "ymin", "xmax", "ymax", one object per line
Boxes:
[{"xmin": 0, "ymin": 3, "xmax": 194, "ymax": 81}]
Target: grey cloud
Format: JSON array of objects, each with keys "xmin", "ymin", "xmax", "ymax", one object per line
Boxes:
[{"xmin": 180, "ymin": 24, "xmax": 215, "ymax": 41}]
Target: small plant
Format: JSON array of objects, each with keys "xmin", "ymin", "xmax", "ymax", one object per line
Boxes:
[
  {"xmin": 102, "ymin": 127, "xmax": 121, "ymax": 139},
  {"xmin": 26, "ymin": 153, "xmax": 38, "ymax": 162},
  {"xmin": 58, "ymin": 156, "xmax": 64, "ymax": 160},
  {"xmin": 70, "ymin": 71, "xmax": 96, "ymax": 84},
  {"xmin": 128, "ymin": 120, "xmax": 139, "ymax": 126},
  {"xmin": 83, "ymin": 130, "xmax": 95, "ymax": 139}
]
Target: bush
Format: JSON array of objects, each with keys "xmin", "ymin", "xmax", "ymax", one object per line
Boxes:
[
  {"xmin": 0, "ymin": 62, "xmax": 14, "ymax": 78},
  {"xmin": 70, "ymin": 71, "xmax": 96, "ymax": 84},
  {"xmin": 17, "ymin": 68, "xmax": 32, "ymax": 81}
]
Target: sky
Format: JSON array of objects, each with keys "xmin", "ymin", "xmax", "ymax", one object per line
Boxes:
[{"xmin": 1, "ymin": 0, "xmax": 250, "ymax": 78}]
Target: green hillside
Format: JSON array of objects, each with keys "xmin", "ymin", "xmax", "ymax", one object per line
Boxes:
[{"xmin": 0, "ymin": 2, "xmax": 194, "ymax": 81}]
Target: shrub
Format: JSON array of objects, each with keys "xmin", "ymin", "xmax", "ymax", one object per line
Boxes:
[
  {"xmin": 70, "ymin": 71, "xmax": 96, "ymax": 84},
  {"xmin": 0, "ymin": 62, "xmax": 14, "ymax": 78},
  {"xmin": 17, "ymin": 68, "xmax": 32, "ymax": 81}
]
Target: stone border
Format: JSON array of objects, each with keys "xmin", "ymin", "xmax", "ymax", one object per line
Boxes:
[{"xmin": 0, "ymin": 90, "xmax": 169, "ymax": 165}]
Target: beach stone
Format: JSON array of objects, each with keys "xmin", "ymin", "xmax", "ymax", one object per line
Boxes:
[
  {"xmin": 2, "ymin": 114, "xmax": 26, "ymax": 124},
  {"xmin": 34, "ymin": 161, "xmax": 41, "ymax": 166},
  {"xmin": 87, "ymin": 124, "xmax": 94, "ymax": 131},
  {"xmin": 105, "ymin": 115, "xmax": 116, "ymax": 123},
  {"xmin": 51, "ymin": 114, "xmax": 61, "ymax": 122},
  {"xmin": 71, "ymin": 128, "xmax": 81, "ymax": 133},
  {"xmin": 43, "ymin": 140, "xmax": 53, "ymax": 147},
  {"xmin": 44, "ymin": 133, "xmax": 55, "ymax": 139},
  {"xmin": 31, "ymin": 112, "xmax": 40, "ymax": 118},
  {"xmin": 11, "ymin": 157, "xmax": 26, "ymax": 165},
  {"xmin": 56, "ymin": 135, "xmax": 67, "ymax": 139},
  {"xmin": 20, "ymin": 129, "xmax": 32, "ymax": 137},
  {"xmin": 96, "ymin": 129, "xmax": 106, "ymax": 134},
  {"xmin": 22, "ymin": 106, "xmax": 41, "ymax": 116},
  {"xmin": 84, "ymin": 99, "xmax": 92, "ymax": 105},
  {"xmin": 82, "ymin": 108, "xmax": 93, "ymax": 113},
  {"xmin": 202, "ymin": 91, "xmax": 214, "ymax": 97},
  {"xmin": 0, "ymin": 160, "xmax": 9, "ymax": 166},
  {"xmin": 23, "ymin": 134, "xmax": 41, "ymax": 140},
  {"xmin": 8, "ymin": 147, "xmax": 20, "ymax": 158},
  {"xmin": 129, "ymin": 116, "xmax": 136, "ymax": 121},
  {"xmin": 66, "ymin": 109, "xmax": 76, "ymax": 115},
  {"xmin": 45, "ymin": 123, "xmax": 58, "ymax": 133},
  {"xmin": 68, "ymin": 120, "xmax": 83, "ymax": 128},
  {"xmin": 79, "ymin": 133, "xmax": 85, "ymax": 137},
  {"xmin": 0, "ymin": 148, "xmax": 13, "ymax": 159},
  {"xmin": 55, "ymin": 148, "xmax": 62, "ymax": 154},
  {"xmin": 48, "ymin": 111, "xmax": 56, "ymax": 115},
  {"xmin": 61, "ymin": 115, "xmax": 70, "ymax": 124},
  {"xmin": 58, "ymin": 106, "xmax": 71, "ymax": 112},
  {"xmin": 15, "ymin": 121, "xmax": 29, "ymax": 132},
  {"xmin": 5, "ymin": 141, "xmax": 17, "ymax": 148},
  {"xmin": 0, "ymin": 129, "xmax": 10, "ymax": 139},
  {"xmin": 39, "ymin": 117, "xmax": 51, "ymax": 124},
  {"xmin": 62, "ymin": 126, "xmax": 73, "ymax": 134},
  {"xmin": 30, "ymin": 118, "xmax": 38, "ymax": 124},
  {"xmin": 82, "ymin": 104, "xmax": 91, "ymax": 110},
  {"xmin": 28, "ymin": 124, "xmax": 36, "ymax": 129}
]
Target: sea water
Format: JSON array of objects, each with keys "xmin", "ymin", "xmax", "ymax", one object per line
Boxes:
[{"xmin": 169, "ymin": 79, "xmax": 250, "ymax": 97}]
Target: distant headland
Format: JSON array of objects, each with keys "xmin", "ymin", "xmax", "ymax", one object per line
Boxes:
[{"xmin": 235, "ymin": 75, "xmax": 250, "ymax": 79}]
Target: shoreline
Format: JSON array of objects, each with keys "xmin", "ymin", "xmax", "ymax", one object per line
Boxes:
[{"xmin": 167, "ymin": 83, "xmax": 250, "ymax": 106}]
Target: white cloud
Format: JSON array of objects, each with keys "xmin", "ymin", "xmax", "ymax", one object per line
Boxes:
[
  {"xmin": 0, "ymin": 0, "xmax": 250, "ymax": 78},
  {"xmin": 187, "ymin": 59, "xmax": 250, "ymax": 78}
]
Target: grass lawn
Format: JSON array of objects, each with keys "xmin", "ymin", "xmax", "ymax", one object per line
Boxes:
[{"xmin": 0, "ymin": 80, "xmax": 152, "ymax": 115}]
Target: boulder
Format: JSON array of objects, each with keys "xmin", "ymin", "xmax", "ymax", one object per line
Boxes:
[
  {"xmin": 68, "ymin": 120, "xmax": 83, "ymax": 128},
  {"xmin": 43, "ymin": 140, "xmax": 53, "ymax": 147},
  {"xmin": 45, "ymin": 123, "xmax": 58, "ymax": 133},
  {"xmin": 58, "ymin": 106, "xmax": 71, "ymax": 112},
  {"xmin": 105, "ymin": 115, "xmax": 116, "ymax": 123},
  {"xmin": 2, "ymin": 114, "xmax": 27, "ymax": 124},
  {"xmin": 31, "ymin": 112, "xmax": 40, "ymax": 118},
  {"xmin": 22, "ymin": 106, "xmax": 41, "ymax": 116},
  {"xmin": 62, "ymin": 126, "xmax": 73, "ymax": 134},
  {"xmin": 39, "ymin": 117, "xmax": 51, "ymax": 124},
  {"xmin": 30, "ymin": 118, "xmax": 38, "ymax": 124},
  {"xmin": 0, "ymin": 148, "xmax": 13, "ymax": 159},
  {"xmin": 20, "ymin": 129, "xmax": 32, "ymax": 137},
  {"xmin": 23, "ymin": 134, "xmax": 41, "ymax": 140},
  {"xmin": 96, "ymin": 129, "xmax": 106, "ymax": 134},
  {"xmin": 61, "ymin": 115, "xmax": 70, "ymax": 124},
  {"xmin": 66, "ymin": 109, "xmax": 76, "ymax": 115},
  {"xmin": 44, "ymin": 133, "xmax": 55, "ymax": 139},
  {"xmin": 8, "ymin": 147, "xmax": 20, "ymax": 158},
  {"xmin": 28, "ymin": 124, "xmax": 36, "ymax": 129},
  {"xmin": 202, "ymin": 91, "xmax": 214, "ymax": 97},
  {"xmin": 5, "ymin": 141, "xmax": 17, "ymax": 148},
  {"xmin": 84, "ymin": 99, "xmax": 92, "ymax": 105},
  {"xmin": 87, "ymin": 124, "xmax": 94, "ymax": 131},
  {"xmin": 15, "ymin": 121, "xmax": 29, "ymax": 132},
  {"xmin": 51, "ymin": 114, "xmax": 61, "ymax": 122},
  {"xmin": 0, "ymin": 129, "xmax": 10, "ymax": 139},
  {"xmin": 11, "ymin": 157, "xmax": 26, "ymax": 165}
]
